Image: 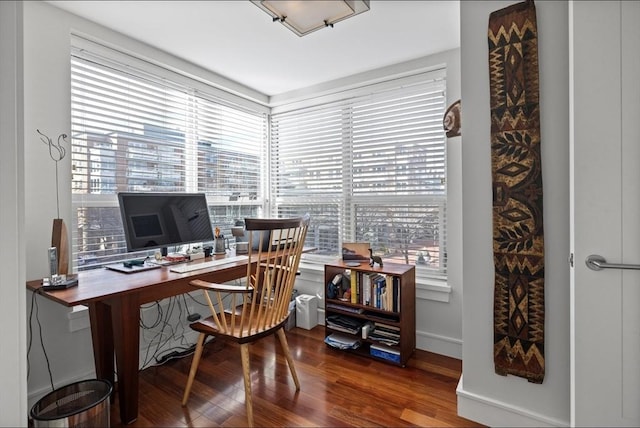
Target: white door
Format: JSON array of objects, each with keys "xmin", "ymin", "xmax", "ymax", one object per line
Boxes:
[{"xmin": 571, "ymin": 1, "xmax": 640, "ymax": 426}]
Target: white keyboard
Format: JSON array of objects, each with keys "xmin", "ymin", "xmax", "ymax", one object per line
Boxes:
[{"xmin": 170, "ymin": 255, "xmax": 248, "ymax": 273}]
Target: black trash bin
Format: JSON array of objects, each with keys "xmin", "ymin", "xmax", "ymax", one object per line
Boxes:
[{"xmin": 30, "ymin": 379, "xmax": 112, "ymax": 427}]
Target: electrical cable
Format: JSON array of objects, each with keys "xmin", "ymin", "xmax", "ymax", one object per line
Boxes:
[
  {"xmin": 27, "ymin": 289, "xmax": 55, "ymax": 392},
  {"xmin": 139, "ymin": 296, "xmax": 193, "ymax": 369},
  {"xmin": 182, "ymin": 291, "xmax": 209, "ymax": 309},
  {"xmin": 137, "ymin": 292, "xmax": 221, "ymax": 370},
  {"xmin": 140, "ymin": 301, "xmax": 173, "ymax": 369},
  {"xmin": 27, "ymin": 289, "xmax": 36, "ymax": 380},
  {"xmin": 181, "ymin": 294, "xmax": 192, "ymax": 317},
  {"xmin": 140, "ymin": 301, "xmax": 163, "ymax": 329}
]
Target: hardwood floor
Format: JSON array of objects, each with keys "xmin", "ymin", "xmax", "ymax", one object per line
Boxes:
[{"xmin": 110, "ymin": 326, "xmax": 483, "ymax": 427}]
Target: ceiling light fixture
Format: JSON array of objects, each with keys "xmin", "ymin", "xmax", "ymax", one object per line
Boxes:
[{"xmin": 251, "ymin": 0, "xmax": 370, "ymax": 37}]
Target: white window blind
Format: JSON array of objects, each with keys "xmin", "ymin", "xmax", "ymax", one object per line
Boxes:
[
  {"xmin": 70, "ymin": 48, "xmax": 267, "ymax": 270},
  {"xmin": 271, "ymin": 79, "xmax": 447, "ymax": 275}
]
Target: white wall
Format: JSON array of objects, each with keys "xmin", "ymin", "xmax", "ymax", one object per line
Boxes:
[
  {"xmin": 23, "ymin": 2, "xmax": 95, "ymax": 404},
  {"xmin": 0, "ymin": 1, "xmax": 28, "ymax": 426},
  {"xmin": 458, "ymin": 1, "xmax": 570, "ymax": 426},
  {"xmin": 20, "ymin": 0, "xmax": 465, "ymax": 409}
]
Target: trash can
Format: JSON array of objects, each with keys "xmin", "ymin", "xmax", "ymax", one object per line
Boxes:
[
  {"xmin": 295, "ymin": 294, "xmax": 318, "ymax": 330},
  {"xmin": 30, "ymin": 379, "xmax": 112, "ymax": 427},
  {"xmin": 285, "ymin": 299, "xmax": 296, "ymax": 331},
  {"xmin": 285, "ymin": 289, "xmax": 298, "ymax": 331}
]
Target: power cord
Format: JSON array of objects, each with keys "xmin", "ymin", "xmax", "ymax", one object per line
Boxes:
[
  {"xmin": 139, "ymin": 296, "xmax": 202, "ymax": 370},
  {"xmin": 27, "ymin": 288, "xmax": 55, "ymax": 392}
]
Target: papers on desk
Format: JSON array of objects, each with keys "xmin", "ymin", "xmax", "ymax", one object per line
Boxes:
[{"xmin": 324, "ymin": 332, "xmax": 361, "ymax": 350}]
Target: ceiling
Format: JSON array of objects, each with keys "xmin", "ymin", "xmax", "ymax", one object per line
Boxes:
[{"xmin": 47, "ymin": 1, "xmax": 460, "ymax": 97}]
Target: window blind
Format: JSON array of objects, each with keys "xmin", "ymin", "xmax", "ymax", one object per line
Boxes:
[
  {"xmin": 271, "ymin": 79, "xmax": 447, "ymax": 275},
  {"xmin": 70, "ymin": 49, "xmax": 267, "ymax": 270}
]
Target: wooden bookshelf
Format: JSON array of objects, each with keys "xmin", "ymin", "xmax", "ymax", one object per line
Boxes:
[{"xmin": 323, "ymin": 260, "xmax": 416, "ymax": 366}]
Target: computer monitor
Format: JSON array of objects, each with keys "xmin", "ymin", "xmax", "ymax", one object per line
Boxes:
[{"xmin": 118, "ymin": 192, "xmax": 214, "ymax": 254}]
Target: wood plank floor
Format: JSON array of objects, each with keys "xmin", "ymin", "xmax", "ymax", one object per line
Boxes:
[{"xmin": 110, "ymin": 326, "xmax": 484, "ymax": 427}]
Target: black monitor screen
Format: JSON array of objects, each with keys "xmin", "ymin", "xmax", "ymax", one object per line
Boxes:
[{"xmin": 118, "ymin": 192, "xmax": 214, "ymax": 252}]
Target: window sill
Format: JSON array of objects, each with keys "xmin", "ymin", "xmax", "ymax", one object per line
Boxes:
[{"xmin": 416, "ymin": 276, "xmax": 451, "ymax": 303}]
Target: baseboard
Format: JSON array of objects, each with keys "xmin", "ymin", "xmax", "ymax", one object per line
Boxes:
[
  {"xmin": 416, "ymin": 329, "xmax": 462, "ymax": 359},
  {"xmin": 456, "ymin": 375, "xmax": 569, "ymax": 427},
  {"xmin": 318, "ymin": 308, "xmax": 462, "ymax": 359}
]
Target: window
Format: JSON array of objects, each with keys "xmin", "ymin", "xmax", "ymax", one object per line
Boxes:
[
  {"xmin": 70, "ymin": 45, "xmax": 267, "ymax": 270},
  {"xmin": 270, "ymin": 77, "xmax": 447, "ymax": 276},
  {"xmin": 70, "ymin": 39, "xmax": 447, "ymax": 278}
]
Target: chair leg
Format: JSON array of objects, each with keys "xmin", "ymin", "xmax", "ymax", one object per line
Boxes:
[
  {"xmin": 182, "ymin": 333, "xmax": 206, "ymax": 406},
  {"xmin": 240, "ymin": 343, "xmax": 254, "ymax": 427},
  {"xmin": 276, "ymin": 328, "xmax": 300, "ymax": 390}
]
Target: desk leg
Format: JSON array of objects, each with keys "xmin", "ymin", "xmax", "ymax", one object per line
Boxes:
[
  {"xmin": 111, "ymin": 294, "xmax": 140, "ymax": 425},
  {"xmin": 88, "ymin": 301, "xmax": 115, "ymax": 389}
]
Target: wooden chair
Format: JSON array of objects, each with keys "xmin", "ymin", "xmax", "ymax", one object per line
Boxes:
[{"xmin": 181, "ymin": 215, "xmax": 310, "ymax": 427}]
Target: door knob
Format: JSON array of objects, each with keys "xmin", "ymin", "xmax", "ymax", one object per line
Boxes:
[{"xmin": 585, "ymin": 254, "xmax": 640, "ymax": 271}]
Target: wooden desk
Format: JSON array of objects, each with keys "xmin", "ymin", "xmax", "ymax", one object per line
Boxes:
[{"xmin": 26, "ymin": 254, "xmax": 254, "ymax": 425}]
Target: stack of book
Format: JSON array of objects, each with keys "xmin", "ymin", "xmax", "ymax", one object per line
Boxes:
[
  {"xmin": 361, "ymin": 273, "xmax": 400, "ymax": 312},
  {"xmin": 326, "ymin": 302, "xmax": 364, "ymax": 314},
  {"xmin": 326, "ymin": 314, "xmax": 364, "ymax": 335},
  {"xmin": 367, "ymin": 322, "xmax": 400, "ymax": 346},
  {"xmin": 325, "ymin": 333, "xmax": 361, "ymax": 350},
  {"xmin": 370, "ymin": 344, "xmax": 400, "ymax": 363}
]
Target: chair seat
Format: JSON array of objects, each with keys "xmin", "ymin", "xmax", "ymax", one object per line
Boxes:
[{"xmin": 189, "ymin": 308, "xmax": 289, "ymax": 344}]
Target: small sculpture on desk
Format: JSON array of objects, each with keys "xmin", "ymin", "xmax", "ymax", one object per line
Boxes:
[{"xmin": 368, "ymin": 248, "xmax": 383, "ymax": 268}]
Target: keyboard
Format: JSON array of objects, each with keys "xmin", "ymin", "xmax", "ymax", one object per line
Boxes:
[{"xmin": 170, "ymin": 255, "xmax": 248, "ymax": 273}]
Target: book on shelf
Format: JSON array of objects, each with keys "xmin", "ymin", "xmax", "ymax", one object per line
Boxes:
[
  {"xmin": 385, "ymin": 275, "xmax": 393, "ymax": 311},
  {"xmin": 371, "ymin": 328, "xmax": 400, "ymax": 339},
  {"xmin": 373, "ymin": 322, "xmax": 400, "ymax": 334},
  {"xmin": 362, "ymin": 273, "xmax": 371, "ymax": 305},
  {"xmin": 326, "ymin": 302, "xmax": 364, "ymax": 314},
  {"xmin": 369, "ymin": 322, "xmax": 400, "ymax": 345},
  {"xmin": 332, "ymin": 267, "xmax": 401, "ymax": 312},
  {"xmin": 369, "ymin": 311, "xmax": 400, "ymax": 323},
  {"xmin": 350, "ymin": 270, "xmax": 357, "ymax": 304},
  {"xmin": 368, "ymin": 334, "xmax": 399, "ymax": 346},
  {"xmin": 373, "ymin": 274, "xmax": 386, "ymax": 309},
  {"xmin": 363, "ymin": 273, "xmax": 400, "ymax": 312},
  {"xmin": 370, "ymin": 343, "xmax": 401, "ymax": 363},
  {"xmin": 392, "ymin": 275, "xmax": 399, "ymax": 312},
  {"xmin": 326, "ymin": 314, "xmax": 364, "ymax": 335}
]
